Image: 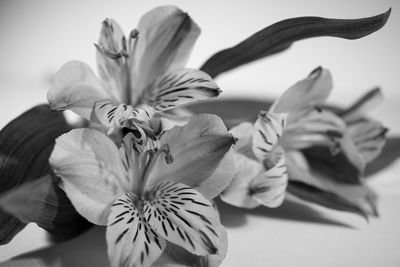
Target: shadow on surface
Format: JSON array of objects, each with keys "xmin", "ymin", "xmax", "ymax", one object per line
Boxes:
[
  {"xmin": 217, "ymin": 198, "xmax": 355, "ymax": 229},
  {"xmin": 14, "ymin": 227, "xmax": 109, "ymax": 267}
]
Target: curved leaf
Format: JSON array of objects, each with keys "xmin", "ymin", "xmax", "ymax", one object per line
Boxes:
[
  {"xmin": 200, "ymin": 9, "xmax": 391, "ymax": 78},
  {"xmin": 0, "ymin": 175, "xmax": 91, "ymax": 242},
  {"xmin": 0, "ymin": 104, "xmax": 88, "ymax": 244}
]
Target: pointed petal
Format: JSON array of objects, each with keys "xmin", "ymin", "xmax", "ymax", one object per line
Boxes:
[
  {"xmin": 142, "ymin": 68, "xmax": 220, "ymax": 113},
  {"xmin": 50, "ymin": 128, "xmax": 127, "ymax": 225},
  {"xmin": 270, "ymin": 67, "xmax": 332, "ymax": 115},
  {"xmin": 47, "ymin": 61, "xmax": 112, "ymax": 120},
  {"xmin": 341, "ymin": 88, "xmax": 383, "ymax": 122},
  {"xmin": 220, "ymin": 152, "xmax": 263, "ymax": 208},
  {"xmin": 130, "ymin": 6, "xmax": 200, "ymax": 104},
  {"xmin": 279, "ymin": 109, "xmax": 346, "ymax": 151},
  {"xmin": 156, "ymin": 216, "xmax": 228, "ymax": 267},
  {"xmin": 144, "ymin": 181, "xmax": 225, "ymax": 257},
  {"xmin": 347, "ymin": 119, "xmax": 387, "ymax": 163},
  {"xmin": 250, "ymin": 154, "xmax": 288, "ymax": 207},
  {"xmin": 252, "ymin": 111, "xmax": 287, "ymax": 161},
  {"xmin": 107, "ymin": 194, "xmax": 166, "ymax": 267},
  {"xmin": 96, "ymin": 18, "xmax": 129, "ymax": 102},
  {"xmin": 146, "ymin": 114, "xmax": 235, "ymax": 198}
]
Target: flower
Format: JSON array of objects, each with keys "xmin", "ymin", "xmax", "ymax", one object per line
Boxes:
[
  {"xmin": 221, "ymin": 67, "xmax": 387, "ymax": 218},
  {"xmin": 49, "ymin": 114, "xmax": 235, "ymax": 267},
  {"xmin": 271, "ymin": 67, "xmax": 386, "ymax": 217},
  {"xmin": 220, "ymin": 111, "xmax": 289, "ymax": 208},
  {"xmin": 47, "ymin": 6, "xmax": 220, "ymax": 143}
]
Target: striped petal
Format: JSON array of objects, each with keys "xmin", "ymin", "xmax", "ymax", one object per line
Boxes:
[
  {"xmin": 96, "ymin": 18, "xmax": 129, "ymax": 102},
  {"xmin": 252, "ymin": 111, "xmax": 287, "ymax": 161},
  {"xmin": 141, "ymin": 69, "xmax": 220, "ymax": 113},
  {"xmin": 94, "ymin": 100, "xmax": 155, "ymax": 131},
  {"xmin": 50, "ymin": 128, "xmax": 127, "ymax": 225},
  {"xmin": 250, "ymin": 153, "xmax": 288, "ymax": 207},
  {"xmin": 107, "ymin": 194, "xmax": 167, "ymax": 267},
  {"xmin": 220, "ymin": 152, "xmax": 263, "ymax": 208},
  {"xmin": 145, "ymin": 114, "xmax": 235, "ymax": 199},
  {"xmin": 47, "ymin": 61, "xmax": 112, "ymax": 120},
  {"xmin": 129, "ymin": 6, "xmax": 201, "ymax": 104},
  {"xmin": 144, "ymin": 181, "xmax": 225, "ymax": 257},
  {"xmin": 270, "ymin": 67, "xmax": 332, "ymax": 117}
]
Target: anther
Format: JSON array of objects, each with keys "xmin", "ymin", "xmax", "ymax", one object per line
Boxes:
[
  {"xmin": 130, "ymin": 29, "xmax": 139, "ymax": 39},
  {"xmin": 94, "ymin": 43, "xmax": 128, "ymax": 60}
]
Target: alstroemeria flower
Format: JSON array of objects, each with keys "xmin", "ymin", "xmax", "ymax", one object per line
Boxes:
[
  {"xmin": 47, "ymin": 6, "xmax": 220, "ymax": 143},
  {"xmin": 49, "ymin": 114, "xmax": 235, "ymax": 267},
  {"xmin": 275, "ymin": 67, "xmax": 385, "ymax": 217},
  {"xmin": 221, "ymin": 111, "xmax": 289, "ymax": 208}
]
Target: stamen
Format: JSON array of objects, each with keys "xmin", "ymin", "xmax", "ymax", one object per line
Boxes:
[
  {"xmin": 94, "ymin": 43, "xmax": 128, "ymax": 60},
  {"xmin": 130, "ymin": 29, "xmax": 139, "ymax": 39},
  {"xmin": 259, "ymin": 111, "xmax": 271, "ymax": 122},
  {"xmin": 139, "ymin": 144, "xmax": 173, "ymax": 194},
  {"xmin": 329, "ymin": 138, "xmax": 341, "ymax": 155}
]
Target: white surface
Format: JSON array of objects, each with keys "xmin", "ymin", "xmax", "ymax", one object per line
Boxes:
[
  {"xmin": 0, "ymin": 1, "xmax": 400, "ymax": 266},
  {"xmin": 0, "ymin": 163, "xmax": 400, "ymax": 266}
]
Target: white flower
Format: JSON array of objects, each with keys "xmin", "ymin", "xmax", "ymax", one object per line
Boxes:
[
  {"xmin": 221, "ymin": 111, "xmax": 289, "ymax": 208},
  {"xmin": 47, "ymin": 6, "xmax": 220, "ymax": 142},
  {"xmin": 50, "ymin": 114, "xmax": 235, "ymax": 267}
]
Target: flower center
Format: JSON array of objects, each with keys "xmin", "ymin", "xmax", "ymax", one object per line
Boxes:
[{"xmin": 137, "ymin": 144, "xmax": 174, "ymax": 195}]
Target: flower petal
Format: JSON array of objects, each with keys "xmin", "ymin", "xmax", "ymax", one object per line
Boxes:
[
  {"xmin": 94, "ymin": 100, "xmax": 155, "ymax": 131},
  {"xmin": 96, "ymin": 18, "xmax": 129, "ymax": 102},
  {"xmin": 107, "ymin": 194, "xmax": 167, "ymax": 267},
  {"xmin": 144, "ymin": 181, "xmax": 225, "ymax": 257},
  {"xmin": 252, "ymin": 111, "xmax": 287, "ymax": 161},
  {"xmin": 220, "ymin": 152, "xmax": 263, "ymax": 208},
  {"xmin": 156, "ymin": 218, "xmax": 228, "ymax": 267},
  {"xmin": 146, "ymin": 114, "xmax": 235, "ymax": 199},
  {"xmin": 279, "ymin": 109, "xmax": 346, "ymax": 151},
  {"xmin": 269, "ymin": 67, "xmax": 332, "ymax": 115},
  {"xmin": 250, "ymin": 154, "xmax": 288, "ymax": 207},
  {"xmin": 341, "ymin": 88, "xmax": 383, "ymax": 122},
  {"xmin": 347, "ymin": 119, "xmax": 387, "ymax": 163},
  {"xmin": 50, "ymin": 128, "xmax": 127, "ymax": 225},
  {"xmin": 130, "ymin": 6, "xmax": 200, "ymax": 104},
  {"xmin": 96, "ymin": 19, "xmax": 130, "ymax": 103},
  {"xmin": 47, "ymin": 61, "xmax": 112, "ymax": 120},
  {"xmin": 141, "ymin": 69, "xmax": 220, "ymax": 113}
]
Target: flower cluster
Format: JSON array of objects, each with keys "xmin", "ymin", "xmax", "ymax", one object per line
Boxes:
[{"xmin": 0, "ymin": 5, "xmax": 391, "ymax": 267}]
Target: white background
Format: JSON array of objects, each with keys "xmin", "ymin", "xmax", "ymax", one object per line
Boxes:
[{"xmin": 0, "ymin": 1, "xmax": 399, "ymax": 266}]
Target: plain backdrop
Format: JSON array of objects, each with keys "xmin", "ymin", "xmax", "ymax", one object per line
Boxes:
[{"xmin": 0, "ymin": 1, "xmax": 399, "ymax": 266}]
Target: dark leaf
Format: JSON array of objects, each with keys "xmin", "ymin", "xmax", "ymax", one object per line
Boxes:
[
  {"xmin": 287, "ymin": 181, "xmax": 372, "ymax": 220},
  {"xmin": 366, "ymin": 137, "xmax": 400, "ymax": 176},
  {"xmin": 200, "ymin": 9, "xmax": 391, "ymax": 78},
  {"xmin": 302, "ymin": 146, "xmax": 361, "ymax": 184},
  {"xmin": 0, "ymin": 104, "xmax": 88, "ymax": 244},
  {"xmin": 0, "ymin": 175, "xmax": 91, "ymax": 242}
]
